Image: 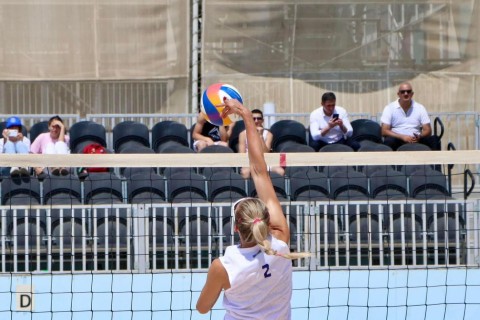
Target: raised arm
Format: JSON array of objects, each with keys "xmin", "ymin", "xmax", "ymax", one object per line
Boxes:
[
  {"xmin": 222, "ymin": 100, "xmax": 289, "ymax": 243},
  {"xmin": 192, "ymin": 114, "xmax": 212, "ymax": 143}
]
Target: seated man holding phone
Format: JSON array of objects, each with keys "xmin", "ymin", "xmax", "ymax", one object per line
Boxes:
[
  {"xmin": 309, "ymin": 91, "xmax": 360, "ymax": 151},
  {"xmin": 0, "ymin": 116, "xmax": 31, "ymax": 177}
]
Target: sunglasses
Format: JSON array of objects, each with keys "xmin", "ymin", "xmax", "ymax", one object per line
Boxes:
[
  {"xmin": 399, "ymin": 90, "xmax": 412, "ymax": 94},
  {"xmin": 253, "ymin": 117, "xmax": 263, "ymax": 121}
]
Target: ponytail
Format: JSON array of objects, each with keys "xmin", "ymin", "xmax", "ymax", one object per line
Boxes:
[{"xmin": 234, "ymin": 198, "xmax": 311, "ymax": 260}]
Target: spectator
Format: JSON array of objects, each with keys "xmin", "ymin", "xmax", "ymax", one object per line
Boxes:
[
  {"xmin": 0, "ymin": 116, "xmax": 30, "ymax": 177},
  {"xmin": 238, "ymin": 109, "xmax": 284, "ymax": 179},
  {"xmin": 309, "ymin": 92, "xmax": 360, "ymax": 151},
  {"xmin": 30, "ymin": 115, "xmax": 70, "ymax": 177},
  {"xmin": 381, "ymin": 82, "xmax": 440, "ymax": 151},
  {"xmin": 191, "ymin": 112, "xmax": 229, "ymax": 152}
]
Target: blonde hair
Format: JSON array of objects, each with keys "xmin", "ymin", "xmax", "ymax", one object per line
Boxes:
[{"xmin": 234, "ymin": 198, "xmax": 311, "ymax": 260}]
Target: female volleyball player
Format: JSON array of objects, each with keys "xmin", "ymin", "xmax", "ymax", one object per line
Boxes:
[{"xmin": 196, "ymin": 98, "xmax": 309, "ymax": 319}]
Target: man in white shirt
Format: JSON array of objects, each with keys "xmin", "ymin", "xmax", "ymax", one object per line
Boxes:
[
  {"xmin": 381, "ymin": 82, "xmax": 440, "ymax": 150},
  {"xmin": 309, "ymin": 92, "xmax": 360, "ymax": 151}
]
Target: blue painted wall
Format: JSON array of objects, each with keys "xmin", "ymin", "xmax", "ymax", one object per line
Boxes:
[{"xmin": 1, "ymin": 268, "xmax": 479, "ymax": 320}]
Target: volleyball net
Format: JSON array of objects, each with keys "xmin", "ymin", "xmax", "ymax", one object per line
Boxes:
[{"xmin": 0, "ymin": 150, "xmax": 479, "ymax": 319}]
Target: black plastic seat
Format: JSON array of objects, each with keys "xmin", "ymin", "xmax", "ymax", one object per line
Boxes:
[
  {"xmin": 426, "ymin": 207, "xmax": 465, "ymax": 242},
  {"xmin": 228, "ymin": 120, "xmax": 245, "ymax": 153},
  {"xmin": 270, "ymin": 120, "xmax": 307, "ymax": 152},
  {"xmin": 350, "ymin": 119, "xmax": 382, "ymax": 144},
  {"xmin": 83, "ymin": 173, "xmax": 124, "ymax": 204},
  {"xmin": 1, "ymin": 177, "xmax": 42, "ymax": 206},
  {"xmin": 2, "ymin": 177, "xmax": 43, "ymax": 250},
  {"xmin": 149, "ymin": 207, "xmax": 175, "ymax": 259},
  {"xmin": 358, "ymin": 140, "xmax": 393, "ymax": 152},
  {"xmin": 370, "ymin": 169, "xmax": 409, "ymax": 200},
  {"xmin": 152, "ymin": 121, "xmax": 189, "ymax": 153},
  {"xmin": 7, "ymin": 210, "xmax": 47, "ymax": 251},
  {"xmin": 290, "ymin": 171, "xmax": 329, "ymax": 201},
  {"xmin": 159, "ymin": 144, "xmax": 196, "ymax": 177},
  {"xmin": 168, "ymin": 172, "xmax": 207, "ymax": 202},
  {"xmin": 317, "ymin": 144, "xmax": 356, "ymax": 177},
  {"xmin": 127, "ymin": 173, "xmax": 167, "ymax": 204},
  {"xmin": 330, "ymin": 170, "xmax": 369, "ymax": 200},
  {"xmin": 249, "ymin": 172, "xmax": 288, "ymax": 201},
  {"xmin": 208, "ymin": 171, "xmax": 247, "ymax": 202},
  {"xmin": 29, "ymin": 121, "xmax": 49, "ymax": 143},
  {"xmin": 396, "ymin": 143, "xmax": 431, "ymax": 152},
  {"xmin": 409, "ymin": 168, "xmax": 449, "ymax": 200},
  {"xmin": 113, "ymin": 121, "xmax": 150, "ymax": 153},
  {"xmin": 319, "ymin": 143, "xmax": 354, "ymax": 153},
  {"xmin": 276, "ymin": 142, "xmax": 316, "ymax": 176},
  {"xmin": 84, "ymin": 173, "xmax": 129, "ymax": 252},
  {"xmin": 199, "ymin": 145, "xmax": 235, "ymax": 177},
  {"xmin": 69, "ymin": 121, "xmax": 107, "ymax": 154}
]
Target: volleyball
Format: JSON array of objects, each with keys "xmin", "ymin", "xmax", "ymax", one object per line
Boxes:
[{"xmin": 201, "ymin": 83, "xmax": 243, "ymax": 126}]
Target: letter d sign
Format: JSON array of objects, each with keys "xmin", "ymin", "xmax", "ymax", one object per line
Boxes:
[{"xmin": 16, "ymin": 285, "xmax": 34, "ymax": 311}]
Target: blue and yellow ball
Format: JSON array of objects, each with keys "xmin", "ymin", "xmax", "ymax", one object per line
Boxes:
[{"xmin": 201, "ymin": 83, "xmax": 243, "ymax": 126}]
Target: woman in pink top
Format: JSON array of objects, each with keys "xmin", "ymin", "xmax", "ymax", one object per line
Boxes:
[{"xmin": 30, "ymin": 115, "xmax": 70, "ymax": 177}]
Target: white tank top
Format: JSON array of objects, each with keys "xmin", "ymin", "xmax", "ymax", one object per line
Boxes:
[
  {"xmin": 219, "ymin": 235, "xmax": 292, "ymax": 320},
  {"xmin": 245, "ymin": 130, "xmax": 269, "ymax": 153}
]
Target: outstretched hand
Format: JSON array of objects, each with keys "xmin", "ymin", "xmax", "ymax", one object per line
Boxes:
[{"xmin": 220, "ymin": 99, "xmax": 248, "ymax": 120}]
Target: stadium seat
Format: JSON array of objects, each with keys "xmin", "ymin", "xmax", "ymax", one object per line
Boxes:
[
  {"xmin": 148, "ymin": 206, "xmax": 175, "ymax": 267},
  {"xmin": 29, "ymin": 121, "xmax": 49, "ymax": 143},
  {"xmin": 318, "ymin": 144, "xmax": 355, "ymax": 177},
  {"xmin": 1, "ymin": 176, "xmax": 41, "ymax": 206},
  {"xmin": 249, "ymin": 172, "xmax": 288, "ymax": 201},
  {"xmin": 289, "ymin": 171, "xmax": 329, "ymax": 201},
  {"xmin": 168, "ymin": 172, "xmax": 214, "ymax": 267},
  {"xmin": 388, "ymin": 210, "xmax": 423, "ymax": 242},
  {"xmin": 83, "ymin": 172, "xmax": 124, "ymax": 204},
  {"xmin": 426, "ymin": 206, "xmax": 465, "ymax": 242},
  {"xmin": 168, "ymin": 172, "xmax": 207, "ymax": 202},
  {"xmin": 277, "ymin": 142, "xmax": 316, "ymax": 176},
  {"xmin": 85, "ymin": 173, "xmax": 129, "ymax": 255},
  {"xmin": 369, "ymin": 169, "xmax": 409, "ymax": 200},
  {"xmin": 208, "ymin": 171, "xmax": 247, "ymax": 202},
  {"xmin": 7, "ymin": 209, "xmax": 47, "ymax": 252},
  {"xmin": 127, "ymin": 172, "xmax": 167, "ymax": 204},
  {"xmin": 228, "ymin": 120, "xmax": 245, "ymax": 153},
  {"xmin": 270, "ymin": 120, "xmax": 307, "ymax": 152},
  {"xmin": 69, "ymin": 120, "xmax": 107, "ymax": 154},
  {"xmin": 199, "ymin": 144, "xmax": 235, "ymax": 177},
  {"xmin": 409, "ymin": 168, "xmax": 449, "ymax": 199},
  {"xmin": 113, "ymin": 121, "xmax": 150, "ymax": 153},
  {"xmin": 348, "ymin": 212, "xmax": 382, "ymax": 243},
  {"xmin": 43, "ymin": 175, "xmax": 83, "ymax": 205},
  {"xmin": 350, "ymin": 119, "xmax": 382, "ymax": 144},
  {"xmin": 330, "ymin": 170, "xmax": 369, "ymax": 200},
  {"xmin": 358, "ymin": 140, "xmax": 393, "ymax": 152},
  {"xmin": 159, "ymin": 144, "xmax": 196, "ymax": 177},
  {"xmin": 151, "ymin": 120, "xmax": 189, "ymax": 153},
  {"xmin": 1, "ymin": 177, "xmax": 43, "ymax": 250}
]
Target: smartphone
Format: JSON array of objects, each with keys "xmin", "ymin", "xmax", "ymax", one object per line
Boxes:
[
  {"xmin": 8, "ymin": 129, "xmax": 18, "ymax": 137},
  {"xmin": 332, "ymin": 114, "xmax": 339, "ymax": 120}
]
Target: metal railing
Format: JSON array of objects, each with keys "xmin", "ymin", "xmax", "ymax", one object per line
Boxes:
[{"xmin": 0, "ymin": 199, "xmax": 476, "ymax": 273}]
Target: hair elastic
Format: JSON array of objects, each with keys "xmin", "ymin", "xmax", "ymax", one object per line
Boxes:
[{"xmin": 253, "ymin": 218, "xmax": 262, "ymax": 225}]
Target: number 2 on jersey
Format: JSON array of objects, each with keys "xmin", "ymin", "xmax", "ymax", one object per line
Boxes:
[{"xmin": 262, "ymin": 264, "xmax": 272, "ymax": 278}]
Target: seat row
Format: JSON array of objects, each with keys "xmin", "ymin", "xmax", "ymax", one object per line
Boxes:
[
  {"xmin": 2, "ymin": 116, "xmax": 444, "ymax": 155},
  {"xmin": 0, "ymin": 163, "xmax": 452, "ymax": 207}
]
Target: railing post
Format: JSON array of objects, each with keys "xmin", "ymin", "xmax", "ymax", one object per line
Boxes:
[{"xmin": 133, "ymin": 204, "xmax": 148, "ymax": 272}]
